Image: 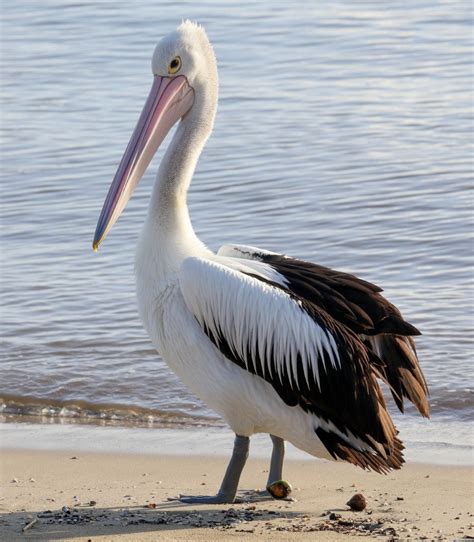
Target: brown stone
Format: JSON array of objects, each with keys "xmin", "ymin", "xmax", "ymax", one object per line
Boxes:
[{"xmin": 346, "ymin": 493, "xmax": 368, "ymax": 511}]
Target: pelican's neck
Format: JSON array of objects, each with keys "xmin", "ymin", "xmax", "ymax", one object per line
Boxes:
[{"xmin": 145, "ymin": 113, "xmax": 211, "ymax": 250}]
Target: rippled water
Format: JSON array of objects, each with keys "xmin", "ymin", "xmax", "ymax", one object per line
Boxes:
[{"xmin": 1, "ymin": 1, "xmax": 472, "ymax": 454}]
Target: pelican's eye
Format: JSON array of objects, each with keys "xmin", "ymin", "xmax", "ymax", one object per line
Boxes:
[{"xmin": 168, "ymin": 56, "xmax": 182, "ymax": 74}]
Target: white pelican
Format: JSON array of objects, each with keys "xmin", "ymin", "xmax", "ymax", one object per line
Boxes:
[{"xmin": 93, "ymin": 21, "xmax": 429, "ymax": 504}]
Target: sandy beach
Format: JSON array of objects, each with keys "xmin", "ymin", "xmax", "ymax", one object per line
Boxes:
[{"xmin": 1, "ymin": 446, "xmax": 473, "ymax": 541}]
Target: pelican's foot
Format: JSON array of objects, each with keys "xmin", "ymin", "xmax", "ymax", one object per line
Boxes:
[
  {"xmin": 176, "ymin": 435, "xmax": 250, "ymax": 506},
  {"xmin": 178, "ymin": 493, "xmax": 242, "ymax": 504}
]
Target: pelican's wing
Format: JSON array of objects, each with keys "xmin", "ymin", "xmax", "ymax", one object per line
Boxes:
[
  {"xmin": 179, "ymin": 255, "xmax": 404, "ymax": 473},
  {"xmin": 218, "ymin": 244, "xmax": 429, "ymax": 417}
]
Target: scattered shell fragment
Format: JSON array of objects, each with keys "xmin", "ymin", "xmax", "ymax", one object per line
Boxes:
[
  {"xmin": 346, "ymin": 493, "xmax": 367, "ymax": 511},
  {"xmin": 266, "ymin": 480, "xmax": 292, "ymax": 500},
  {"xmin": 22, "ymin": 517, "xmax": 38, "ymax": 532}
]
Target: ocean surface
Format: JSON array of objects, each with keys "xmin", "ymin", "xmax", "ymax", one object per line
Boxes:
[{"xmin": 1, "ymin": 1, "xmax": 472, "ymax": 462}]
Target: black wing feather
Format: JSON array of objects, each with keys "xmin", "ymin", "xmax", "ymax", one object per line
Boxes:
[
  {"xmin": 258, "ymin": 253, "xmax": 429, "ymax": 417},
  {"xmin": 262, "ymin": 254, "xmax": 420, "ymax": 336}
]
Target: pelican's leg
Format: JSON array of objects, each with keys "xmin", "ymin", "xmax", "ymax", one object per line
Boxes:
[
  {"xmin": 266, "ymin": 434, "xmax": 285, "ymax": 486},
  {"xmin": 262, "ymin": 435, "xmax": 292, "ymax": 499},
  {"xmin": 179, "ymin": 434, "xmax": 249, "ymax": 504}
]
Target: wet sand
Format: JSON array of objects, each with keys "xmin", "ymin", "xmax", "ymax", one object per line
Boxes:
[{"xmin": 1, "ymin": 448, "xmax": 473, "ymax": 541}]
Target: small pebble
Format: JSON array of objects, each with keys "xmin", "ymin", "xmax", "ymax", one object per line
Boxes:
[{"xmin": 347, "ymin": 493, "xmax": 368, "ymax": 511}]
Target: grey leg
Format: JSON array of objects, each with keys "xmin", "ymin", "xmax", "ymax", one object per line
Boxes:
[
  {"xmin": 266, "ymin": 434, "xmax": 285, "ymax": 486},
  {"xmin": 179, "ymin": 434, "xmax": 249, "ymax": 504}
]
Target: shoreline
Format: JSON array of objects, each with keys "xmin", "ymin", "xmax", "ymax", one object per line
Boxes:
[
  {"xmin": 1, "ymin": 448, "xmax": 473, "ymax": 541},
  {"xmin": 1, "ymin": 420, "xmax": 472, "ymax": 466}
]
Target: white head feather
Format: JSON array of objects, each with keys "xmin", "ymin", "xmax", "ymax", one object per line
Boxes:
[{"xmin": 152, "ymin": 20, "xmax": 218, "ymax": 130}]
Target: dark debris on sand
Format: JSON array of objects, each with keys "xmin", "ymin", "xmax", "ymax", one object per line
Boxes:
[
  {"xmin": 32, "ymin": 504, "xmax": 391, "ymax": 537},
  {"xmin": 33, "ymin": 505, "xmax": 281, "ymax": 531},
  {"xmin": 264, "ymin": 511, "xmax": 399, "ymax": 537},
  {"xmin": 37, "ymin": 508, "xmax": 110, "ymax": 526},
  {"xmin": 29, "ymin": 503, "xmax": 447, "ymax": 540}
]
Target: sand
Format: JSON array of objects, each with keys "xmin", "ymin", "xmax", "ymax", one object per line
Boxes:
[{"xmin": 1, "ymin": 448, "xmax": 473, "ymax": 541}]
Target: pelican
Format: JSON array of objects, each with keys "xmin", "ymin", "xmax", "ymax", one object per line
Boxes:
[{"xmin": 93, "ymin": 21, "xmax": 429, "ymax": 504}]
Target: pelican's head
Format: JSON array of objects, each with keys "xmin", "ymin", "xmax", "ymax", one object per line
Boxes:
[{"xmin": 93, "ymin": 21, "xmax": 217, "ymax": 251}]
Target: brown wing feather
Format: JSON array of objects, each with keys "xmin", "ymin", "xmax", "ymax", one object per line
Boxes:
[
  {"xmin": 263, "ymin": 255, "xmax": 420, "ymax": 336},
  {"xmin": 260, "ymin": 253, "xmax": 429, "ymax": 418},
  {"xmin": 369, "ymin": 334, "xmax": 430, "ymax": 417}
]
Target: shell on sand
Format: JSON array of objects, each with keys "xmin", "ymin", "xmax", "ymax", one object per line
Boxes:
[
  {"xmin": 266, "ymin": 480, "xmax": 292, "ymax": 499},
  {"xmin": 346, "ymin": 493, "xmax": 368, "ymax": 511}
]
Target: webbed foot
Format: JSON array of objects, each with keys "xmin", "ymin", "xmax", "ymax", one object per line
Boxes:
[{"xmin": 169, "ymin": 434, "xmax": 250, "ymax": 506}]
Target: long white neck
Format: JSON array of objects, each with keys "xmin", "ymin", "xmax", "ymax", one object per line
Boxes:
[
  {"xmin": 148, "ymin": 123, "xmax": 198, "ymax": 238},
  {"xmin": 139, "ymin": 90, "xmax": 217, "ymax": 272}
]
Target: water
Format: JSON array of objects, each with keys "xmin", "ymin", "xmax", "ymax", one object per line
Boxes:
[{"xmin": 1, "ymin": 1, "xmax": 472, "ymax": 460}]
